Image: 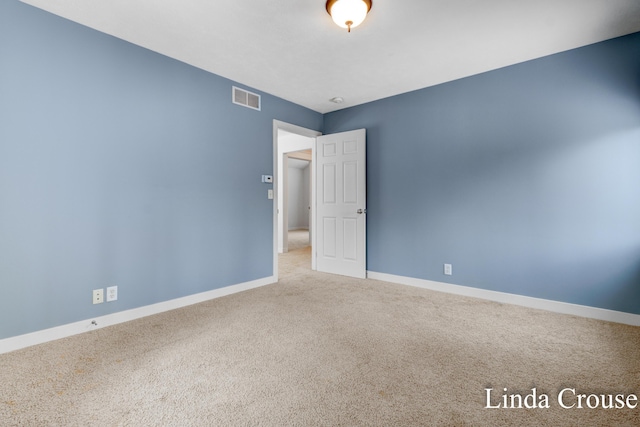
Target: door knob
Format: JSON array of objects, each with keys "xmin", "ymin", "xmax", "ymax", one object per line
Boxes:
[{"xmin": 357, "ymin": 209, "xmax": 366, "ymax": 214}]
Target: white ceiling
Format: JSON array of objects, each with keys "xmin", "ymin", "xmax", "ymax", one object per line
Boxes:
[
  {"xmin": 288, "ymin": 158, "xmax": 311, "ymax": 170},
  {"xmin": 20, "ymin": 0, "xmax": 640, "ymax": 113}
]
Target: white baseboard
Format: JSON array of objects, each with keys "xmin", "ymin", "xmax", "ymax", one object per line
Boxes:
[
  {"xmin": 0, "ymin": 276, "xmax": 276, "ymax": 355},
  {"xmin": 367, "ymin": 271, "xmax": 640, "ymax": 327}
]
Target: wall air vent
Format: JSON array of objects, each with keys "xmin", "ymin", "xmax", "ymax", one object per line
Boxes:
[{"xmin": 233, "ymin": 86, "xmax": 261, "ymax": 111}]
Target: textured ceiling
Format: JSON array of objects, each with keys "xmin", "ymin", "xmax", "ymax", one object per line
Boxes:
[{"xmin": 20, "ymin": 0, "xmax": 640, "ymax": 113}]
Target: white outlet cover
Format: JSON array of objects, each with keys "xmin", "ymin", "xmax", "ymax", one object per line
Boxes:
[
  {"xmin": 106, "ymin": 286, "xmax": 118, "ymax": 302},
  {"xmin": 93, "ymin": 289, "xmax": 104, "ymax": 304},
  {"xmin": 444, "ymin": 264, "xmax": 453, "ymax": 275}
]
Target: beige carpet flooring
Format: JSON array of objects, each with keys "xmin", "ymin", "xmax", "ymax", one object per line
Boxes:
[{"xmin": 1, "ymin": 230, "xmax": 639, "ymax": 426}]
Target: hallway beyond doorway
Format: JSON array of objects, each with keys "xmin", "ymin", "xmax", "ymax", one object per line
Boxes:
[{"xmin": 279, "ymin": 229, "xmax": 311, "ymax": 279}]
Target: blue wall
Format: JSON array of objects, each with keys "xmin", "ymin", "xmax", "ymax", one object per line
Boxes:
[
  {"xmin": 0, "ymin": 1, "xmax": 322, "ymax": 339},
  {"xmin": 325, "ymin": 32, "xmax": 640, "ymax": 315}
]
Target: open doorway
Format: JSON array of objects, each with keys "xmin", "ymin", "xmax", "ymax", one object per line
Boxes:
[
  {"xmin": 278, "ymin": 133, "xmax": 313, "ymax": 257},
  {"xmin": 273, "ymin": 121, "xmax": 321, "ymax": 280},
  {"xmin": 273, "ymin": 122, "xmax": 368, "ymax": 280},
  {"xmin": 284, "ymin": 152, "xmax": 311, "ymax": 252}
]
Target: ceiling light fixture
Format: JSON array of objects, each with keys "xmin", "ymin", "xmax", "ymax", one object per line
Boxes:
[{"xmin": 326, "ymin": 0, "xmax": 372, "ymax": 33}]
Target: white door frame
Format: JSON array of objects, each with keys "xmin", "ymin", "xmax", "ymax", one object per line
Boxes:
[
  {"xmin": 272, "ymin": 120, "xmax": 321, "ymax": 279},
  {"xmin": 282, "ymin": 153, "xmax": 289, "ymax": 253}
]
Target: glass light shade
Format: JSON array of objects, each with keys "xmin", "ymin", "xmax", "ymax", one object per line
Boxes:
[{"xmin": 329, "ymin": 0, "xmax": 369, "ymax": 31}]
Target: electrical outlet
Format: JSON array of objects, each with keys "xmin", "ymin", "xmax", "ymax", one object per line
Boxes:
[
  {"xmin": 444, "ymin": 264, "xmax": 453, "ymax": 276},
  {"xmin": 93, "ymin": 289, "xmax": 104, "ymax": 304},
  {"xmin": 106, "ymin": 286, "xmax": 118, "ymax": 302}
]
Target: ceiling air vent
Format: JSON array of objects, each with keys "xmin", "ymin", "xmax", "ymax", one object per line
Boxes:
[{"xmin": 233, "ymin": 86, "xmax": 261, "ymax": 111}]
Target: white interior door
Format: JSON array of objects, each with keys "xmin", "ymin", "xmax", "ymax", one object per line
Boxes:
[{"xmin": 316, "ymin": 129, "xmax": 366, "ymax": 278}]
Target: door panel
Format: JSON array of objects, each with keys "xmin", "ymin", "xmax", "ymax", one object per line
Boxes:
[
  {"xmin": 323, "ymin": 164, "xmax": 336, "ymax": 204},
  {"xmin": 343, "ymin": 218, "xmax": 358, "ymax": 261},
  {"xmin": 343, "ymin": 161, "xmax": 358, "ymax": 203},
  {"xmin": 323, "ymin": 217, "xmax": 337, "ymax": 258},
  {"xmin": 316, "ymin": 129, "xmax": 366, "ymax": 278}
]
